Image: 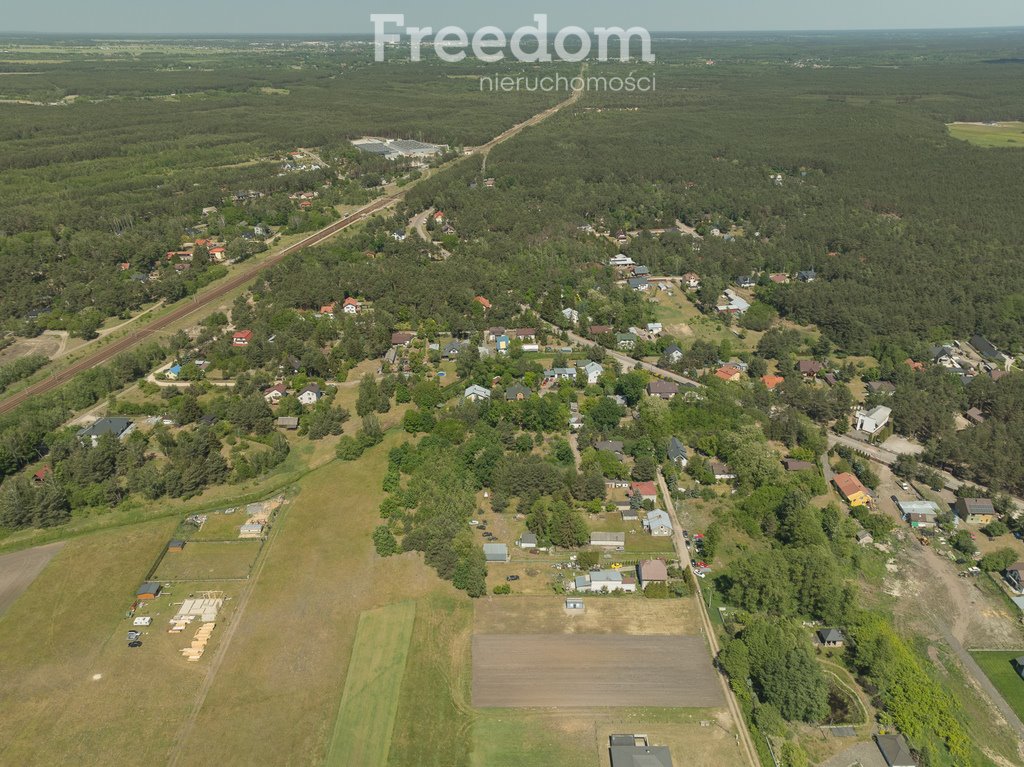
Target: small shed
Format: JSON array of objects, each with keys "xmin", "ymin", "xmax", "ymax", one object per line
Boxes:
[
  {"xmin": 565, "ymin": 597, "xmax": 585, "ymax": 611},
  {"xmin": 136, "ymin": 582, "xmax": 161, "ymax": 600},
  {"xmin": 167, "ymin": 539, "xmax": 186, "ymax": 553}
]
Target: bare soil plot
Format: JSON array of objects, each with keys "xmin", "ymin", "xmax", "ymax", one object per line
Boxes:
[
  {"xmin": 472, "ymin": 634, "xmax": 722, "ymax": 708},
  {"xmin": 475, "ymin": 595, "xmax": 699, "ymax": 636},
  {"xmin": 0, "ymin": 541, "xmax": 65, "ymax": 616},
  {"xmin": 0, "ymin": 333, "xmax": 62, "ymax": 365}
]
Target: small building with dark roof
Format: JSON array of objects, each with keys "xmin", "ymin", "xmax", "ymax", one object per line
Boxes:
[{"xmin": 136, "ymin": 582, "xmax": 161, "ymax": 600}]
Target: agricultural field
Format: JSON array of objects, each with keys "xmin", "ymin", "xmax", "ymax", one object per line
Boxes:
[
  {"xmin": 326, "ymin": 601, "xmax": 417, "ymax": 767},
  {"xmin": 948, "ymin": 121, "xmax": 1024, "ymax": 148},
  {"xmin": 968, "ymin": 650, "xmax": 1024, "ymax": 722}
]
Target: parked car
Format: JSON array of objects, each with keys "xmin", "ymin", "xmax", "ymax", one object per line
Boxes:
[
  {"xmin": 128, "ymin": 640, "xmax": 143, "ymax": 648},
  {"xmin": 506, "ymin": 575, "xmax": 520, "ymax": 581}
]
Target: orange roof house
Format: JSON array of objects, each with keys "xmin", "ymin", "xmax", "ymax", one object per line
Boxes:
[
  {"xmin": 833, "ymin": 472, "xmax": 871, "ymax": 507},
  {"xmin": 761, "ymin": 375, "xmax": 785, "ymax": 391},
  {"xmin": 320, "ymin": 303, "xmax": 336, "ymax": 316},
  {"xmin": 474, "ymin": 296, "xmax": 492, "ymax": 310},
  {"xmin": 715, "ymin": 365, "xmax": 743, "ymax": 382},
  {"xmin": 904, "ymin": 358, "xmax": 924, "ymax": 371},
  {"xmin": 232, "ymin": 330, "xmax": 253, "ymax": 346}
]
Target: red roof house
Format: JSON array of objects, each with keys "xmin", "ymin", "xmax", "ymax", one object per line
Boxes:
[{"xmin": 232, "ymin": 330, "xmax": 253, "ymax": 346}]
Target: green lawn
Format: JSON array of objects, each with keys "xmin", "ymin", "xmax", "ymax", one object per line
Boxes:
[
  {"xmin": 969, "ymin": 650, "xmax": 1024, "ymax": 721},
  {"xmin": 948, "ymin": 121, "xmax": 1024, "ymax": 148},
  {"xmin": 152, "ymin": 539, "xmax": 261, "ymax": 581},
  {"xmin": 326, "ymin": 601, "xmax": 418, "ymax": 767}
]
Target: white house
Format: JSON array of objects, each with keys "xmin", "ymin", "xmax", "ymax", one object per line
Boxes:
[
  {"xmin": 517, "ymin": 532, "xmax": 537, "ymax": 549},
  {"xmin": 464, "ymin": 384, "xmax": 492, "ymax": 402},
  {"xmin": 856, "ymin": 405, "xmax": 892, "ymax": 435},
  {"xmin": 561, "ymin": 307, "xmax": 580, "ymax": 324},
  {"xmin": 297, "ymin": 383, "xmax": 322, "ymax": 406},
  {"xmin": 664, "ymin": 344, "xmax": 683, "ymax": 364},
  {"xmin": 342, "ymin": 297, "xmax": 361, "ymax": 314},
  {"xmin": 574, "ymin": 569, "xmax": 637, "ymax": 593},
  {"xmin": 609, "ymin": 254, "xmax": 634, "ymax": 267},
  {"xmin": 643, "ymin": 509, "xmax": 674, "ymax": 537},
  {"xmin": 580, "ymin": 361, "xmax": 604, "ymax": 385}
]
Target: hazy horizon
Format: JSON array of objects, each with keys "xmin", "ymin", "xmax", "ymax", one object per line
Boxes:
[{"xmin": 2, "ymin": 0, "xmax": 1023, "ymax": 36}]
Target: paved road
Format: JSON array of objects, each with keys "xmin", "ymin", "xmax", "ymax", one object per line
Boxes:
[
  {"xmin": 562, "ymin": 328, "xmax": 704, "ymax": 388},
  {"xmin": 656, "ymin": 470, "xmax": 759, "ymax": 767},
  {"xmin": 0, "ymin": 86, "xmax": 584, "ymax": 419}
]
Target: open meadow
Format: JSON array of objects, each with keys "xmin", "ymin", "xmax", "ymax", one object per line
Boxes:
[
  {"xmin": 969, "ymin": 650, "xmax": 1024, "ymax": 722},
  {"xmin": 948, "ymin": 121, "xmax": 1024, "ymax": 148}
]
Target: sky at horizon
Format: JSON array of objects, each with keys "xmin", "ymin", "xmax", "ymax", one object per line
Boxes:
[{"xmin": 2, "ymin": 1, "xmax": 1024, "ymax": 36}]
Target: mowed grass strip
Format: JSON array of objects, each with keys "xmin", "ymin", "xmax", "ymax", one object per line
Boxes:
[
  {"xmin": 948, "ymin": 121, "xmax": 1024, "ymax": 148},
  {"xmin": 326, "ymin": 601, "xmax": 417, "ymax": 767},
  {"xmin": 152, "ymin": 540, "xmax": 260, "ymax": 580},
  {"xmin": 969, "ymin": 650, "xmax": 1024, "ymax": 721}
]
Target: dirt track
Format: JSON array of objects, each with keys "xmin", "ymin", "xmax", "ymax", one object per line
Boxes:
[
  {"xmin": 471, "ymin": 634, "xmax": 722, "ymax": 708},
  {"xmin": 0, "ymin": 542, "xmax": 65, "ymax": 617}
]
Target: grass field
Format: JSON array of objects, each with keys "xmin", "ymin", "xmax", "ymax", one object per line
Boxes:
[
  {"xmin": 326, "ymin": 601, "xmax": 417, "ymax": 767},
  {"xmin": 969, "ymin": 650, "xmax": 1024, "ymax": 722},
  {"xmin": 948, "ymin": 121, "xmax": 1024, "ymax": 148},
  {"xmin": 152, "ymin": 540, "xmax": 261, "ymax": 581}
]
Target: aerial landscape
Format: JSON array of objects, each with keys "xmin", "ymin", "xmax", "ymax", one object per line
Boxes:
[{"xmin": 3, "ymin": 2, "xmax": 1024, "ymax": 766}]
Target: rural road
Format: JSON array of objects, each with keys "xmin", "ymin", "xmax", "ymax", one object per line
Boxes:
[
  {"xmin": 656, "ymin": 470, "xmax": 759, "ymax": 767},
  {"xmin": 564, "ymin": 328, "xmax": 703, "ymax": 389},
  {"xmin": 0, "ymin": 85, "xmax": 583, "ymax": 419}
]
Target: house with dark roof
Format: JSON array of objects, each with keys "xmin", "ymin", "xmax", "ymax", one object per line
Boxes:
[
  {"xmin": 955, "ymin": 497, "xmax": 996, "ymax": 525},
  {"xmin": 504, "ymin": 383, "xmax": 532, "ymax": 401},
  {"xmin": 609, "ymin": 735, "xmax": 673, "ymax": 767},
  {"xmin": 797, "ymin": 269, "xmax": 817, "ymax": 282},
  {"xmin": 667, "ymin": 437, "xmax": 688, "ymax": 468},
  {"xmin": 783, "ymin": 458, "xmax": 815, "ymax": 472},
  {"xmin": 817, "ymin": 628, "xmax": 846, "ymax": 647},
  {"xmin": 297, "ymin": 383, "xmax": 322, "ymax": 406},
  {"xmin": 637, "ymin": 559, "xmax": 668, "ymax": 587},
  {"xmin": 798, "ymin": 360, "xmax": 824, "ymax": 378},
  {"xmin": 77, "ymin": 417, "xmax": 135, "ymax": 447},
  {"xmin": 1004, "ymin": 562, "xmax": 1024, "ymax": 593},
  {"xmin": 874, "ymin": 733, "xmax": 917, "ymax": 767},
  {"xmin": 595, "ymin": 440, "xmax": 625, "ymax": 456},
  {"xmin": 664, "ymin": 344, "xmax": 683, "ymax": 364},
  {"xmin": 867, "ymin": 380, "xmax": 897, "ymax": 395},
  {"xmin": 647, "ymin": 380, "xmax": 679, "ymax": 399}
]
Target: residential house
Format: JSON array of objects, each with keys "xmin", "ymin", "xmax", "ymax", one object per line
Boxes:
[
  {"xmin": 664, "ymin": 344, "xmax": 683, "ymax": 364},
  {"xmin": 574, "ymin": 569, "xmax": 637, "ymax": 593},
  {"xmin": 608, "ymin": 254, "xmax": 635, "ymax": 267},
  {"xmin": 391, "ymin": 331, "xmax": 415, "ymax": 347},
  {"xmin": 735, "ymin": 275, "xmax": 756, "ymax": 288},
  {"xmin": 616, "ymin": 332, "xmax": 638, "ymax": 350},
  {"xmin": 1004, "ymin": 562, "xmax": 1024, "ymax": 593},
  {"xmin": 297, "ymin": 383, "xmax": 322, "ymax": 406},
  {"xmin": 630, "ymin": 482, "xmax": 658, "ymax": 503},
  {"xmin": 474, "ymin": 295, "xmax": 492, "ymax": 310},
  {"xmin": 867, "ymin": 380, "xmax": 897, "ymax": 395},
  {"xmin": 710, "ymin": 460, "xmax": 736, "ymax": 481},
  {"xmin": 896, "ymin": 500, "xmax": 940, "ymax": 528},
  {"xmin": 971, "ymin": 334, "xmax": 1011, "ymax": 368},
  {"xmin": 633, "ymin": 265, "xmax": 650, "ymax": 277},
  {"xmin": 464, "ymin": 385, "xmax": 492, "ymax": 402},
  {"xmin": 682, "ymin": 272, "xmax": 700, "ymax": 289},
  {"xmin": 77, "ymin": 417, "xmax": 135, "ymax": 447},
  {"xmin": 263, "ymin": 384, "xmax": 288, "ymax": 404},
  {"xmin": 232, "ymin": 329, "xmax": 253, "ymax": 347},
  {"xmin": 643, "ymin": 509, "xmax": 674, "ymax": 536},
  {"xmin": 504, "ymin": 383, "xmax": 532, "ymax": 401},
  {"xmin": 275, "ymin": 416, "xmax": 299, "ymax": 430},
  {"xmin": 443, "ymin": 340, "xmax": 467, "ymax": 359},
  {"xmin": 761, "ymin": 374, "xmax": 785, "ymax": 391},
  {"xmin": 647, "ymin": 380, "xmax": 679, "ymax": 399},
  {"xmin": 817, "ymin": 628, "xmax": 846, "ymax": 647},
  {"xmin": 637, "ymin": 559, "xmax": 668, "ymax": 587},
  {"xmin": 627, "ymin": 276, "xmax": 649, "ymax": 291},
  {"xmin": 715, "ymin": 365, "xmax": 742, "ymax": 382},
  {"xmin": 856, "ymin": 405, "xmax": 892, "ymax": 435},
  {"xmin": 517, "ymin": 532, "xmax": 538, "ymax": 549},
  {"xmin": 874, "ymin": 734, "xmax": 917, "ymax": 767},
  {"xmin": 590, "ymin": 532, "xmax": 626, "ymax": 548},
  {"xmin": 667, "ymin": 437, "xmax": 688, "ymax": 468},
  {"xmin": 798, "ymin": 360, "xmax": 823, "ymax": 378},
  {"xmin": 595, "ymin": 440, "xmax": 625, "ymax": 457},
  {"xmin": 342, "ymin": 297, "xmax": 361, "ymax": 314},
  {"xmin": 166, "ymin": 363, "xmax": 182, "ymax": 380},
  {"xmin": 620, "ymin": 505, "xmax": 639, "ymax": 521},
  {"xmin": 797, "ymin": 269, "xmax": 817, "ymax": 283},
  {"xmin": 483, "ymin": 543, "xmax": 509, "ymax": 562},
  {"xmin": 514, "ymin": 328, "xmax": 537, "ymax": 340},
  {"xmin": 955, "ymin": 497, "xmax": 996, "ymax": 525},
  {"xmin": 783, "ymin": 458, "xmax": 815, "ymax": 472},
  {"xmin": 965, "ymin": 407, "xmax": 986, "ymax": 425},
  {"xmin": 589, "ymin": 325, "xmax": 613, "ymax": 336},
  {"xmin": 392, "ymin": 230, "xmax": 407, "ymax": 241},
  {"xmin": 834, "ymin": 472, "xmax": 871, "ymax": 507},
  {"xmin": 769, "ymin": 272, "xmax": 790, "ymax": 284},
  {"xmin": 561, "ymin": 307, "xmax": 580, "ymax": 324},
  {"xmin": 32, "ymin": 466, "xmax": 52, "ymax": 484},
  {"xmin": 609, "ymin": 736, "xmax": 672, "ymax": 767},
  {"xmin": 545, "ymin": 367, "xmax": 577, "ymax": 383},
  {"xmin": 904, "ymin": 358, "xmax": 925, "ymax": 372},
  {"xmin": 580, "ymin": 361, "xmax": 604, "ymax": 385},
  {"xmin": 319, "ymin": 303, "xmax": 336, "ymax": 318},
  {"xmin": 716, "ymin": 289, "xmax": 750, "ymax": 315},
  {"xmin": 494, "ymin": 334, "xmax": 511, "ymax": 354}
]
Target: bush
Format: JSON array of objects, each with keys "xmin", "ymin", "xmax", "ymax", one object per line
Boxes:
[{"xmin": 492, "ymin": 583, "xmax": 511, "ymax": 595}]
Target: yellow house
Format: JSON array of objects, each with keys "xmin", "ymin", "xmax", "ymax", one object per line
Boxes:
[{"xmin": 834, "ymin": 472, "xmax": 871, "ymax": 508}]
